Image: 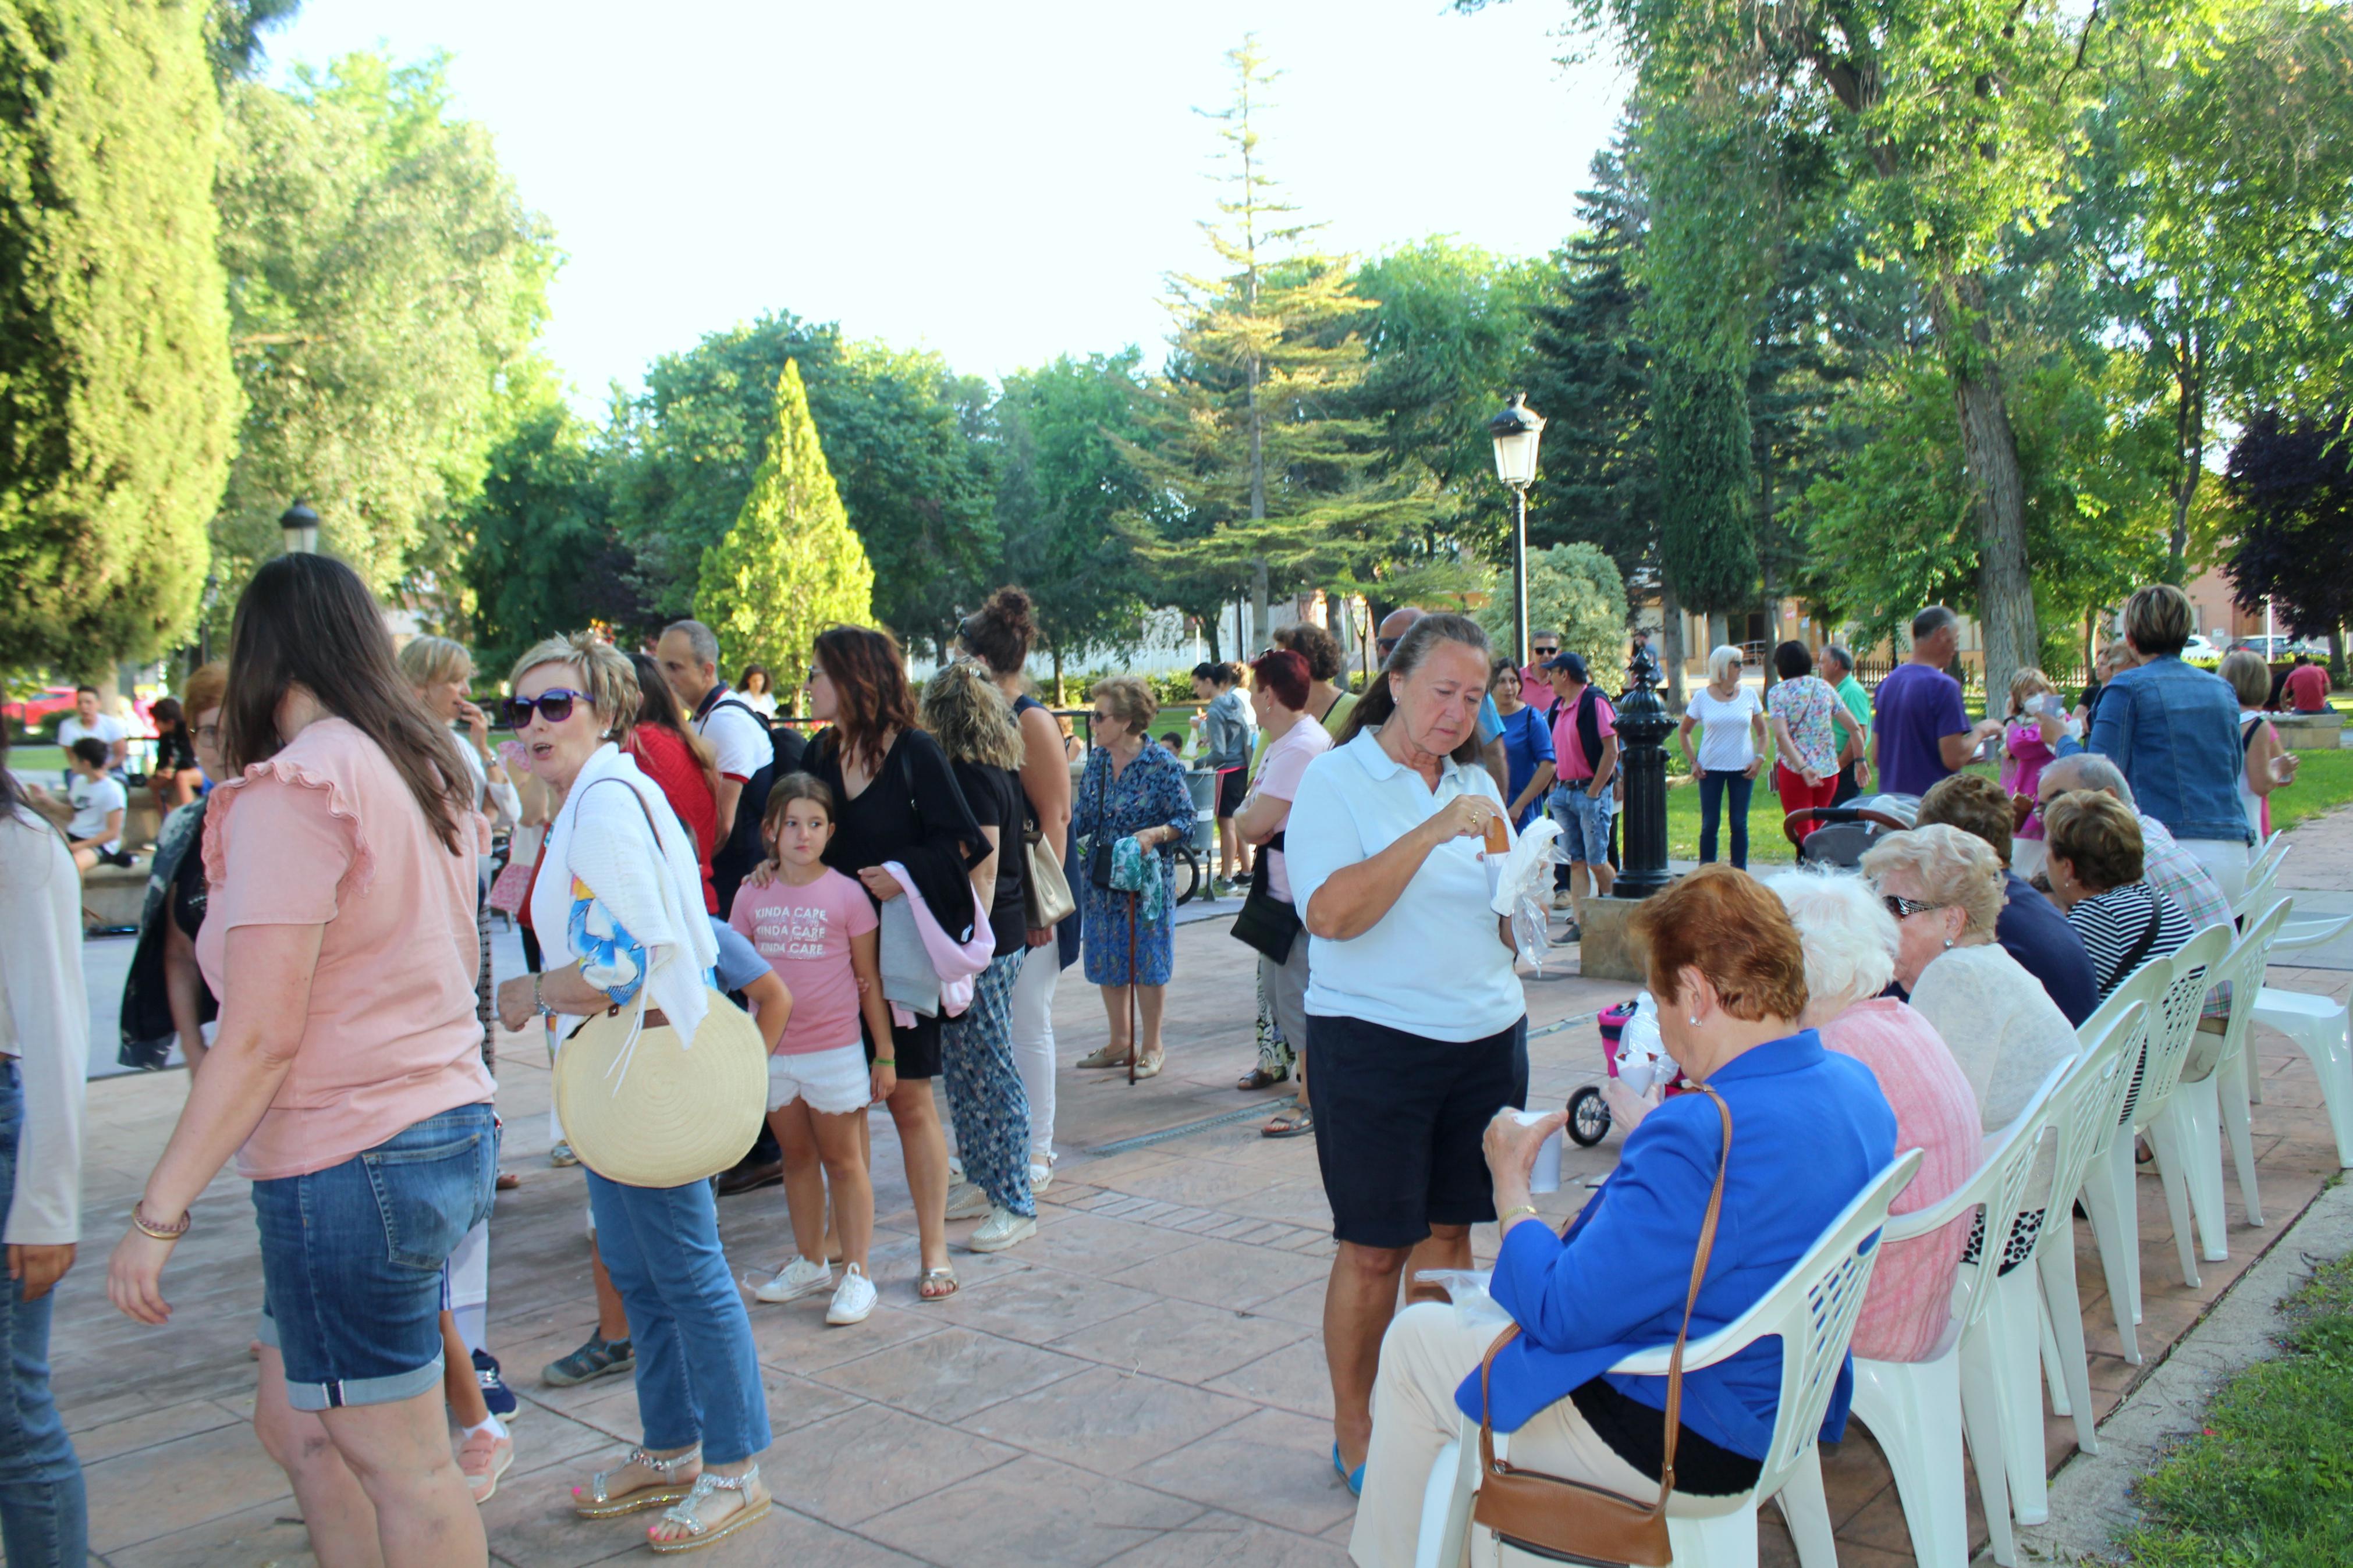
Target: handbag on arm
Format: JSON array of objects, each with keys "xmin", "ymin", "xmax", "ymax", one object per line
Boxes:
[{"xmin": 1471, "ymin": 1084, "xmax": 1734, "ymax": 1568}]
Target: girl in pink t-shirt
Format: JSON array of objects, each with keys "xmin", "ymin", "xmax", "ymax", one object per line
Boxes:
[{"xmin": 727, "ymin": 776, "xmax": 893, "ymax": 1325}]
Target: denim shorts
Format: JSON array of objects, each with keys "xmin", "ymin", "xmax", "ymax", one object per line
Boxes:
[
  {"xmin": 1550, "ymin": 784, "xmax": 1614, "ymax": 865},
  {"xmin": 253, "ymin": 1103, "xmax": 498, "ymax": 1411}
]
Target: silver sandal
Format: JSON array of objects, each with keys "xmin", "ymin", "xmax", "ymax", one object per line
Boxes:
[
  {"xmin": 647, "ymin": 1464, "xmax": 771, "ymax": 1553},
  {"xmin": 572, "ymin": 1446, "xmax": 700, "ymax": 1519}
]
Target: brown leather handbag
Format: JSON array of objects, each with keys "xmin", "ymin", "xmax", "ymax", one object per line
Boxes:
[{"xmin": 1471, "ymin": 1085, "xmax": 1733, "ymax": 1567}]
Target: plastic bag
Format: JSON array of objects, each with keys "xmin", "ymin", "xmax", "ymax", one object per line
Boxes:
[
  {"xmin": 1616, "ymin": 991, "xmax": 1667, "ymax": 1094},
  {"xmin": 1488, "ymin": 816, "xmax": 1568, "ymax": 974},
  {"xmin": 1415, "ymin": 1268, "xmax": 1513, "ymax": 1333}
]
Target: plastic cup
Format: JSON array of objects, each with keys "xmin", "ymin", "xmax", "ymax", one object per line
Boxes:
[{"xmin": 1514, "ymin": 1108, "xmax": 1562, "ymax": 1194}]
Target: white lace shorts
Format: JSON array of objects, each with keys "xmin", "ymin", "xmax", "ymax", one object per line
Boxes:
[{"xmin": 766, "ymin": 1042, "xmax": 871, "ymax": 1117}]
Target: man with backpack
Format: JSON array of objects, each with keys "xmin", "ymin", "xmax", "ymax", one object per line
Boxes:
[
  {"xmin": 654, "ymin": 619, "xmax": 804, "ymax": 918},
  {"xmin": 1543, "ymin": 651, "xmax": 1619, "ymax": 940}
]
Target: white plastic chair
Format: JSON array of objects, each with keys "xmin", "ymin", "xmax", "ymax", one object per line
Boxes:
[
  {"xmin": 2153, "ymin": 901, "xmax": 2289, "ymax": 1255},
  {"xmin": 2234, "ymin": 888, "xmax": 2353, "ymax": 1168},
  {"xmin": 2231, "ymin": 878, "xmax": 2350, "ymax": 1110},
  {"xmin": 2243, "ymin": 830, "xmax": 2285, "ymax": 897},
  {"xmin": 1827, "ymin": 1060, "xmax": 2075, "ymax": 1567},
  {"xmin": 1417, "ymin": 1150, "xmax": 1924, "ymax": 1568},
  {"xmin": 2078, "ymin": 923, "xmax": 2232, "ymax": 1363},
  {"xmin": 2032, "ymin": 972, "xmax": 2161, "ymax": 1448}
]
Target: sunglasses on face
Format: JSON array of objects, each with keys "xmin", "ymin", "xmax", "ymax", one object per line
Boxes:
[
  {"xmin": 1882, "ymin": 894, "xmax": 1946, "ymax": 919},
  {"xmin": 502, "ymin": 688, "xmax": 591, "ymax": 727}
]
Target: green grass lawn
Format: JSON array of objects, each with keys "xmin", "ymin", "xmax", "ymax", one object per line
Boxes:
[
  {"xmin": 2275, "ymin": 747, "xmax": 2353, "ymax": 834},
  {"xmin": 6, "ymin": 744, "xmax": 63, "ymax": 777},
  {"xmin": 2115, "ymin": 1250, "xmax": 2353, "ymax": 1566}
]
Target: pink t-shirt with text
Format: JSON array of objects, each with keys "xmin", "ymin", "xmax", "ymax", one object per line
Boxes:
[
  {"xmin": 1252, "ymin": 718, "xmax": 1332, "ymax": 905},
  {"xmin": 198, "ymin": 718, "xmax": 495, "ymax": 1181},
  {"xmin": 728, "ymin": 867, "xmax": 878, "ymax": 1055}
]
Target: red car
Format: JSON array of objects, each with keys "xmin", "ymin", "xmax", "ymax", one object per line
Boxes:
[{"xmin": 4, "ymin": 687, "xmax": 159, "ymax": 740}]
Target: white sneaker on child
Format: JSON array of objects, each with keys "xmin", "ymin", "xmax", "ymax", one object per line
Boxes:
[
  {"xmin": 967, "ymin": 1207, "xmax": 1037, "ymax": 1253},
  {"xmin": 755, "ymin": 1256, "xmax": 833, "ymax": 1304},
  {"xmin": 945, "ymin": 1181, "xmax": 991, "ymax": 1221},
  {"xmin": 825, "ymin": 1264, "xmax": 877, "ymax": 1325}
]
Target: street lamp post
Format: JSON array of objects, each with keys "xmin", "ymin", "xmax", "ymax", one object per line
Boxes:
[
  {"xmin": 1488, "ymin": 393, "xmax": 1546, "ymax": 664},
  {"xmin": 279, "ymin": 497, "xmax": 320, "ymax": 555}
]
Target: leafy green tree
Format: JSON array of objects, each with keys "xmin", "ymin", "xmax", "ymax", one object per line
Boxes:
[
  {"xmin": 1653, "ymin": 361, "xmax": 1760, "ymax": 620},
  {"xmin": 212, "ymin": 52, "xmax": 555, "ymax": 602},
  {"xmin": 461, "ymin": 382, "xmax": 643, "ymax": 673},
  {"xmin": 1477, "ymin": 542, "xmax": 1628, "ymax": 683},
  {"xmin": 695, "ymin": 361, "xmax": 874, "ymax": 692},
  {"xmin": 0, "ymin": 0, "xmax": 238, "ymax": 674},
  {"xmin": 204, "ymin": 0, "xmax": 300, "ymax": 83},
  {"xmin": 611, "ymin": 313, "xmax": 996, "ymax": 655},
  {"xmin": 991, "ymin": 351, "xmax": 1155, "ymax": 695}
]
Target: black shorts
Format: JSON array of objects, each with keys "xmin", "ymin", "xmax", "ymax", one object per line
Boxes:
[
  {"xmin": 862, "ymin": 1009, "xmax": 941, "ymax": 1082},
  {"xmin": 1216, "ymin": 766, "xmax": 1247, "ymax": 819},
  {"xmin": 1309, "ymin": 1012, "xmax": 1528, "ymax": 1249}
]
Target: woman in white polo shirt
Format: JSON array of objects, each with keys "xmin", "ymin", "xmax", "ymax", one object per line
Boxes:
[{"xmin": 1284, "ymin": 612, "xmax": 1527, "ymax": 1498}]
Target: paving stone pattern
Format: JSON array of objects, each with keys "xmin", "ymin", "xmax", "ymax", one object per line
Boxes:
[{"xmin": 44, "ymin": 812, "xmax": 2353, "ymax": 1566}]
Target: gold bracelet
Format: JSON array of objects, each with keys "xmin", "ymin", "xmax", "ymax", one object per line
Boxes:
[
  {"xmin": 1496, "ymin": 1203, "xmax": 1541, "ymax": 1229},
  {"xmin": 132, "ymin": 1200, "xmax": 190, "ymax": 1241}
]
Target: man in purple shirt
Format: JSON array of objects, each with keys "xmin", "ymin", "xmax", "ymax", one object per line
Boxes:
[{"xmin": 1873, "ymin": 605, "xmax": 2003, "ymax": 799}]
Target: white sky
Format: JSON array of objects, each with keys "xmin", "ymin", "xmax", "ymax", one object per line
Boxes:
[{"xmin": 270, "ymin": 1, "xmax": 1629, "ymax": 403}]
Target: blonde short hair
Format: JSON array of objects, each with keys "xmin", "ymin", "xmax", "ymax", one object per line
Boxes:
[
  {"xmin": 922, "ymin": 660, "xmax": 1025, "ymax": 770},
  {"xmin": 2124, "ymin": 583, "xmax": 2194, "ymax": 657},
  {"xmin": 1859, "ymin": 823, "xmax": 2004, "ymax": 941},
  {"xmin": 1764, "ymin": 868, "xmax": 1900, "ymax": 1018},
  {"xmin": 2218, "ymin": 649, "xmax": 2272, "ymax": 709},
  {"xmin": 2007, "ymin": 666, "xmax": 2055, "ymax": 715},
  {"xmin": 509, "ymin": 632, "xmax": 639, "ymax": 736},
  {"xmin": 1706, "ymin": 644, "xmax": 1746, "ymax": 684},
  {"xmin": 396, "ymin": 634, "xmax": 472, "ymax": 692},
  {"xmin": 1091, "ymin": 674, "xmax": 1159, "ymax": 734}
]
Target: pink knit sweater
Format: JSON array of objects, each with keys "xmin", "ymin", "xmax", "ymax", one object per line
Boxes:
[{"xmin": 1819, "ymin": 998, "xmax": 1983, "ymax": 1363}]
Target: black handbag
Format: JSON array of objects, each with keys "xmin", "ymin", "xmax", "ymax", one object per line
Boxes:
[
  {"xmin": 1228, "ymin": 831, "xmax": 1301, "ymax": 963},
  {"xmin": 1087, "ymin": 758, "xmax": 1116, "ymax": 890}
]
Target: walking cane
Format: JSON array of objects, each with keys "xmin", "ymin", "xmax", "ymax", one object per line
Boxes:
[{"xmin": 1126, "ymin": 887, "xmax": 1140, "ymax": 1085}]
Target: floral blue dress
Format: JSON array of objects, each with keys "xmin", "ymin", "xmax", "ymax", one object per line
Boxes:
[{"xmin": 1074, "ymin": 741, "xmax": 1195, "ymax": 986}]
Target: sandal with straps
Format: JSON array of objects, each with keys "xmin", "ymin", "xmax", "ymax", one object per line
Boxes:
[
  {"xmin": 647, "ymin": 1465, "xmax": 771, "ymax": 1553},
  {"xmin": 572, "ymin": 1446, "xmax": 700, "ymax": 1519}
]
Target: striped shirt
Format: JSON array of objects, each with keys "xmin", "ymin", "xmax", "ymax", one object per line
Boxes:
[{"xmin": 2066, "ymin": 882, "xmax": 2196, "ymax": 1000}]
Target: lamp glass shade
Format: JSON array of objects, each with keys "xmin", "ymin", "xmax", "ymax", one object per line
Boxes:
[
  {"xmin": 280, "ymin": 500, "xmax": 320, "ymax": 554},
  {"xmin": 1487, "ymin": 394, "xmax": 1545, "ymax": 486}
]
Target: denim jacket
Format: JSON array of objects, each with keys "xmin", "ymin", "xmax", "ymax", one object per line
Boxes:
[{"xmin": 2056, "ymin": 656, "xmax": 2250, "ymax": 845}]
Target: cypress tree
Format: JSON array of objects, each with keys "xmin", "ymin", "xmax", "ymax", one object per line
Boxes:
[
  {"xmin": 0, "ymin": 0, "xmax": 237, "ymax": 673},
  {"xmin": 1653, "ymin": 361, "xmax": 1759, "ymax": 617},
  {"xmin": 695, "ymin": 360, "xmax": 874, "ymax": 691}
]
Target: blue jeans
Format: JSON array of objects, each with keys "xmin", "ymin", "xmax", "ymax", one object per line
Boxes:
[
  {"xmin": 1698, "ymin": 771, "xmax": 1753, "ymax": 868},
  {"xmin": 0, "ymin": 1063, "xmax": 86, "ymax": 1568},
  {"xmin": 586, "ymin": 1172, "xmax": 771, "ymax": 1464},
  {"xmin": 253, "ymin": 1103, "xmax": 498, "ymax": 1411},
  {"xmin": 1549, "ymin": 784, "xmax": 1613, "ymax": 866}
]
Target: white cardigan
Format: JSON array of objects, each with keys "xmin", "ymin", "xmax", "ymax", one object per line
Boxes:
[
  {"xmin": 0, "ymin": 809, "xmax": 87, "ymax": 1244},
  {"xmin": 531, "ymin": 744, "xmax": 716, "ymax": 1047}
]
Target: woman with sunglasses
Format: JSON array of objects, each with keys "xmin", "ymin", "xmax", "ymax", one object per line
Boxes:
[
  {"xmin": 801, "ymin": 625, "xmax": 988, "ymax": 1302},
  {"xmin": 107, "ymin": 554, "xmax": 499, "ymax": 1568},
  {"xmin": 1676, "ymin": 645, "xmax": 1767, "ymax": 869},
  {"xmin": 1861, "ymin": 823, "xmax": 2078, "ymax": 1274},
  {"xmin": 491, "ymin": 632, "xmax": 773, "ymax": 1550}
]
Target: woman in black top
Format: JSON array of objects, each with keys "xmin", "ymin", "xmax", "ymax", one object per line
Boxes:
[
  {"xmin": 120, "ymin": 671, "xmax": 225, "ymax": 1072},
  {"xmin": 920, "ymin": 662, "xmax": 1039, "ymax": 1256},
  {"xmin": 146, "ymin": 696, "xmax": 203, "ymax": 811},
  {"xmin": 803, "ymin": 626, "xmax": 986, "ymax": 1302}
]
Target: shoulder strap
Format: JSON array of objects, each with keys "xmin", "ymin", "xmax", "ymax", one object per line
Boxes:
[
  {"xmin": 1478, "ymin": 1083, "xmax": 1732, "ymax": 1506},
  {"xmin": 2117, "ymin": 891, "xmax": 2167, "ymax": 980}
]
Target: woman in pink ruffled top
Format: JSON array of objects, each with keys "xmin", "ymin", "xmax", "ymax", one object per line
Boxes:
[
  {"xmin": 2002, "ymin": 668, "xmax": 2063, "ymax": 879},
  {"xmin": 1768, "ymin": 870, "xmax": 1982, "ymax": 1363}
]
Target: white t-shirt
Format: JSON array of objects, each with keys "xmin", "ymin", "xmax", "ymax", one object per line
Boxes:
[
  {"xmin": 694, "ymin": 691, "xmax": 773, "ymax": 783},
  {"xmin": 1685, "ymin": 685, "xmax": 1762, "ymax": 773},
  {"xmin": 56, "ymin": 713, "xmax": 125, "ymax": 762},
  {"xmin": 67, "ymin": 773, "xmax": 127, "ymax": 852},
  {"xmin": 1251, "ymin": 717, "xmax": 1332, "ymax": 905},
  {"xmin": 1284, "ymin": 728, "xmax": 1523, "ymax": 1043}
]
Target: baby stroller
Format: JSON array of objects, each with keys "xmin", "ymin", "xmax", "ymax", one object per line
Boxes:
[
  {"xmin": 1782, "ymin": 793, "xmax": 1919, "ymax": 871},
  {"xmin": 1564, "ymin": 1000, "xmax": 1694, "ymax": 1147}
]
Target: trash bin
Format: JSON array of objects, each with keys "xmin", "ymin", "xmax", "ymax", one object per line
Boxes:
[{"xmin": 1185, "ymin": 768, "xmax": 1218, "ymax": 855}]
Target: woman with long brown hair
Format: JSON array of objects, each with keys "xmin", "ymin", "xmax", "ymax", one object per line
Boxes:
[
  {"xmin": 107, "ymin": 554, "xmax": 497, "ymax": 1568},
  {"xmin": 801, "ymin": 625, "xmax": 987, "ymax": 1301}
]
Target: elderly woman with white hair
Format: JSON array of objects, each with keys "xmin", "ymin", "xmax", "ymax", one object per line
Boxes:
[
  {"xmin": 1676, "ymin": 645, "xmax": 1767, "ymax": 868},
  {"xmin": 1861, "ymin": 823, "xmax": 2080, "ymax": 1272},
  {"xmin": 1766, "ymin": 870, "xmax": 1981, "ymax": 1362}
]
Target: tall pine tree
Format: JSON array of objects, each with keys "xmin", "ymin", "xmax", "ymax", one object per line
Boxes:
[
  {"xmin": 695, "ymin": 361, "xmax": 874, "ymax": 692},
  {"xmin": 0, "ymin": 0, "xmax": 238, "ymax": 673}
]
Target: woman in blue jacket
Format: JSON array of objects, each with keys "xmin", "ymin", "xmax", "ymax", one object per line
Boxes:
[{"xmin": 1347, "ymin": 865, "xmax": 1897, "ymax": 1567}]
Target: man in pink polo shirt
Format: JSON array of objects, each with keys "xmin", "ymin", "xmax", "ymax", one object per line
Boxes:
[
  {"xmin": 1519, "ymin": 631, "xmax": 1561, "ymax": 721},
  {"xmin": 1545, "ymin": 652, "xmax": 1619, "ymax": 936}
]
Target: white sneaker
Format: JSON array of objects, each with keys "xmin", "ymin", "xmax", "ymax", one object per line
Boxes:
[
  {"xmin": 967, "ymin": 1207, "xmax": 1037, "ymax": 1253},
  {"xmin": 1550, "ymin": 890, "xmax": 1575, "ymax": 912},
  {"xmin": 754, "ymin": 1256, "xmax": 832, "ymax": 1304},
  {"xmin": 945, "ymin": 1181, "xmax": 992, "ymax": 1221},
  {"xmin": 825, "ymin": 1264, "xmax": 877, "ymax": 1325}
]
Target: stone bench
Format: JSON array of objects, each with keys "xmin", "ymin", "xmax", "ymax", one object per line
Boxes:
[
  {"xmin": 81, "ymin": 855, "xmax": 147, "ymax": 931},
  {"xmin": 2273, "ymin": 710, "xmax": 2345, "ymax": 752}
]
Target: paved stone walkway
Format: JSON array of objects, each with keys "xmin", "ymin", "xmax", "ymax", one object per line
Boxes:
[{"xmin": 43, "ymin": 810, "xmax": 2353, "ymax": 1566}]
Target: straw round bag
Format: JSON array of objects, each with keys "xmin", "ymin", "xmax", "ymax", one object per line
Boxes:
[{"xmin": 553, "ymin": 988, "xmax": 769, "ymax": 1187}]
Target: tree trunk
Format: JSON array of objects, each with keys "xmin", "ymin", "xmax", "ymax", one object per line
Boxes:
[
  {"xmin": 2166, "ymin": 328, "xmax": 2207, "ymax": 582},
  {"xmin": 1662, "ymin": 583, "xmax": 1688, "ymax": 709},
  {"xmin": 1931, "ymin": 272, "xmax": 2038, "ymax": 710},
  {"xmin": 1050, "ymin": 645, "xmax": 1065, "ymax": 706},
  {"xmin": 2331, "ymin": 624, "xmax": 2347, "ymax": 687}
]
